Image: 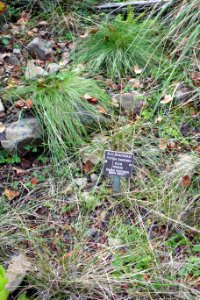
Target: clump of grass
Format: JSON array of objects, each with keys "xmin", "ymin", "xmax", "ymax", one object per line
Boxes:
[
  {"xmin": 9, "ymin": 71, "xmax": 110, "ymax": 165},
  {"xmin": 73, "ymin": 11, "xmax": 164, "ymax": 79}
]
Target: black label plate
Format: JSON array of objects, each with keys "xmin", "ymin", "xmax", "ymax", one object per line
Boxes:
[{"xmin": 103, "ymin": 150, "xmax": 133, "ymax": 178}]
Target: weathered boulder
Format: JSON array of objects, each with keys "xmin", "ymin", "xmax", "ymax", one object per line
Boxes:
[
  {"xmin": 0, "ymin": 98, "xmax": 5, "ymax": 112},
  {"xmin": 47, "ymin": 63, "xmax": 60, "ymax": 74},
  {"xmin": 1, "ymin": 118, "xmax": 42, "ymax": 154},
  {"xmin": 5, "ymin": 253, "xmax": 32, "ymax": 292},
  {"xmin": 112, "ymin": 92, "xmax": 145, "ymax": 113},
  {"xmin": 25, "ymin": 60, "xmax": 48, "ymax": 79},
  {"xmin": 27, "ymin": 37, "xmax": 53, "ymax": 61}
]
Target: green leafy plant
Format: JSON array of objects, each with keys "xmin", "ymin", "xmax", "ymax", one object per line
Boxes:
[
  {"xmin": 9, "ymin": 71, "xmax": 110, "ymax": 165},
  {"xmin": 0, "ymin": 266, "xmax": 9, "ymax": 300},
  {"xmin": 0, "ymin": 149, "xmax": 21, "ymax": 164},
  {"xmin": 73, "ymin": 11, "xmax": 164, "ymax": 79}
]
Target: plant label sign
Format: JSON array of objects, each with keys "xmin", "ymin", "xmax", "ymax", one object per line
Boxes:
[{"xmin": 103, "ymin": 150, "xmax": 134, "ymax": 192}]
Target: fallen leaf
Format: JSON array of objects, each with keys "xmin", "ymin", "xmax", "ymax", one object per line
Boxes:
[
  {"xmin": 63, "ymin": 252, "xmax": 72, "ymax": 259},
  {"xmin": 155, "ymin": 116, "xmax": 162, "ymax": 123},
  {"xmin": 4, "ymin": 189, "xmax": 19, "ymax": 201},
  {"xmin": 96, "ymin": 105, "xmax": 108, "ymax": 114},
  {"xmin": 0, "ymin": 2, "xmax": 6, "ymax": 15},
  {"xmin": 129, "ymin": 78, "xmax": 141, "ymax": 88},
  {"xmin": 189, "ymin": 71, "xmax": 200, "ymax": 86},
  {"xmin": 89, "ymin": 27, "xmax": 99, "ymax": 34},
  {"xmin": 160, "ymin": 95, "xmax": 173, "ymax": 104},
  {"xmin": 80, "ymin": 32, "xmax": 89, "ymax": 39},
  {"xmin": 0, "ymin": 122, "xmax": 6, "ymax": 133},
  {"xmin": 83, "ymin": 160, "xmax": 93, "ymax": 173},
  {"xmin": 25, "ymin": 99, "xmax": 33, "ymax": 109},
  {"xmin": 167, "ymin": 141, "xmax": 177, "ymax": 149},
  {"xmin": 83, "ymin": 93, "xmax": 98, "ymax": 104},
  {"xmin": 193, "ymin": 145, "xmax": 200, "ymax": 152},
  {"xmin": 111, "ymin": 98, "xmax": 119, "ymax": 108},
  {"xmin": 180, "ymin": 175, "xmax": 191, "ymax": 187},
  {"xmin": 12, "ymin": 167, "xmax": 27, "ymax": 176},
  {"xmin": 132, "ymin": 65, "xmax": 143, "ymax": 75},
  {"xmin": 38, "ymin": 20, "xmax": 48, "ymax": 26},
  {"xmin": 17, "ymin": 11, "xmax": 30, "ymax": 25},
  {"xmin": 159, "ymin": 139, "xmax": 168, "ymax": 150},
  {"xmin": 14, "ymin": 99, "xmax": 25, "ymax": 109},
  {"xmin": 105, "ymin": 78, "xmax": 113, "ymax": 88},
  {"xmin": 31, "ymin": 178, "xmax": 39, "ymax": 185}
]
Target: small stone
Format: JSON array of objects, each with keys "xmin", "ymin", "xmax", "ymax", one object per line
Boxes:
[
  {"xmin": 13, "ymin": 48, "xmax": 21, "ymax": 56},
  {"xmin": 0, "ymin": 99, "xmax": 5, "ymax": 112},
  {"xmin": 25, "ymin": 60, "xmax": 48, "ymax": 79},
  {"xmin": 1, "ymin": 118, "xmax": 42, "ymax": 154},
  {"xmin": 90, "ymin": 173, "xmax": 98, "ymax": 183},
  {"xmin": 27, "ymin": 37, "xmax": 53, "ymax": 61},
  {"xmin": 176, "ymin": 82, "xmax": 193, "ymax": 102},
  {"xmin": 59, "ymin": 51, "xmax": 70, "ymax": 67},
  {"xmin": 86, "ymin": 228, "xmax": 100, "ymax": 241},
  {"xmin": 112, "ymin": 92, "xmax": 145, "ymax": 113},
  {"xmin": 47, "ymin": 63, "xmax": 60, "ymax": 74},
  {"xmin": 108, "ymin": 238, "xmax": 123, "ymax": 248},
  {"xmin": 75, "ymin": 177, "xmax": 87, "ymax": 189},
  {"xmin": 5, "ymin": 54, "xmax": 20, "ymax": 66},
  {"xmin": 5, "ymin": 253, "xmax": 32, "ymax": 292}
]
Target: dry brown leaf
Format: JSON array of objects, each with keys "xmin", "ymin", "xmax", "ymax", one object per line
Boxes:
[
  {"xmin": 189, "ymin": 71, "xmax": 200, "ymax": 86},
  {"xmin": 167, "ymin": 141, "xmax": 177, "ymax": 149},
  {"xmin": 80, "ymin": 32, "xmax": 89, "ymax": 39},
  {"xmin": 83, "ymin": 160, "xmax": 93, "ymax": 174},
  {"xmin": 193, "ymin": 145, "xmax": 200, "ymax": 152},
  {"xmin": 129, "ymin": 78, "xmax": 141, "ymax": 88},
  {"xmin": 0, "ymin": 2, "xmax": 6, "ymax": 15},
  {"xmin": 25, "ymin": 99, "xmax": 33, "ymax": 109},
  {"xmin": 12, "ymin": 167, "xmax": 27, "ymax": 176},
  {"xmin": 132, "ymin": 65, "xmax": 143, "ymax": 75},
  {"xmin": 4, "ymin": 188, "xmax": 19, "ymax": 201},
  {"xmin": 105, "ymin": 78, "xmax": 113, "ymax": 88},
  {"xmin": 14, "ymin": 99, "xmax": 25, "ymax": 109},
  {"xmin": 155, "ymin": 116, "xmax": 162, "ymax": 123},
  {"xmin": 180, "ymin": 175, "xmax": 191, "ymax": 187},
  {"xmin": 0, "ymin": 122, "xmax": 5, "ymax": 133},
  {"xmin": 96, "ymin": 105, "xmax": 108, "ymax": 114},
  {"xmin": 160, "ymin": 95, "xmax": 173, "ymax": 104},
  {"xmin": 89, "ymin": 27, "xmax": 99, "ymax": 34},
  {"xmin": 83, "ymin": 93, "xmax": 98, "ymax": 104},
  {"xmin": 159, "ymin": 139, "xmax": 167, "ymax": 150},
  {"xmin": 31, "ymin": 178, "xmax": 39, "ymax": 185}
]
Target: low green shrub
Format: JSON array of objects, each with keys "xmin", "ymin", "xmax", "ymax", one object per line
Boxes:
[
  {"xmin": 73, "ymin": 11, "xmax": 164, "ymax": 79},
  {"xmin": 9, "ymin": 71, "xmax": 110, "ymax": 165}
]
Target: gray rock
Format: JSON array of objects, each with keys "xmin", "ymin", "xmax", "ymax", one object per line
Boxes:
[
  {"xmin": 0, "ymin": 98, "xmax": 5, "ymax": 112},
  {"xmin": 13, "ymin": 48, "xmax": 21, "ymax": 56},
  {"xmin": 90, "ymin": 173, "xmax": 98, "ymax": 183},
  {"xmin": 47, "ymin": 63, "xmax": 60, "ymax": 74},
  {"xmin": 6, "ymin": 54, "xmax": 20, "ymax": 65},
  {"xmin": 25, "ymin": 60, "xmax": 48, "ymax": 80},
  {"xmin": 75, "ymin": 177, "xmax": 87, "ymax": 189},
  {"xmin": 1, "ymin": 118, "xmax": 42, "ymax": 154},
  {"xmin": 176, "ymin": 83, "xmax": 193, "ymax": 102},
  {"xmin": 5, "ymin": 253, "xmax": 32, "ymax": 292},
  {"xmin": 112, "ymin": 92, "xmax": 145, "ymax": 113},
  {"xmin": 86, "ymin": 228, "xmax": 100, "ymax": 241},
  {"xmin": 27, "ymin": 37, "xmax": 53, "ymax": 61}
]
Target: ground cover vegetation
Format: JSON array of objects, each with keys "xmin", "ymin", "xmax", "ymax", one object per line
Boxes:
[{"xmin": 0, "ymin": 0, "xmax": 199, "ymax": 299}]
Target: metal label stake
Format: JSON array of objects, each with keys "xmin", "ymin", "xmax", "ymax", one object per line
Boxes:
[
  {"xmin": 113, "ymin": 175, "xmax": 120, "ymax": 193},
  {"xmin": 103, "ymin": 150, "xmax": 134, "ymax": 193}
]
